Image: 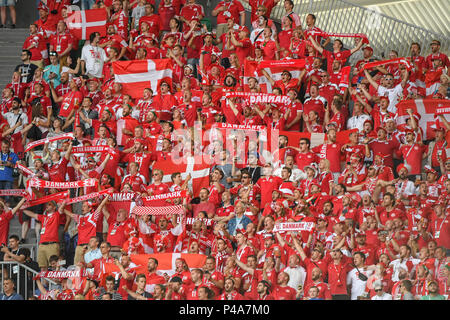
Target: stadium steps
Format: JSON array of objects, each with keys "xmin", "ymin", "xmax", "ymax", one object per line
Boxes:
[
  {"xmin": 0, "ymin": 27, "xmax": 35, "ymax": 244},
  {"xmin": 0, "ymin": 28, "xmax": 29, "ymax": 91}
]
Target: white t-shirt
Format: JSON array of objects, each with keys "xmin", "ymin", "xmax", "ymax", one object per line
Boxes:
[
  {"xmin": 347, "ymin": 113, "xmax": 372, "ymax": 132},
  {"xmin": 371, "ymin": 292, "xmax": 393, "ymax": 300},
  {"xmin": 81, "ymin": 44, "xmax": 108, "ymax": 79},
  {"xmin": 346, "ymin": 268, "xmax": 374, "ymax": 300},
  {"xmin": 377, "ymin": 84, "xmax": 404, "ymax": 113},
  {"xmin": 283, "ymin": 266, "xmax": 307, "ymax": 290}
]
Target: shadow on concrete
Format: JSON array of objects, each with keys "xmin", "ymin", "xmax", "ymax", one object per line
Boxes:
[{"xmin": 2, "ymin": 0, "xmax": 38, "ymax": 28}]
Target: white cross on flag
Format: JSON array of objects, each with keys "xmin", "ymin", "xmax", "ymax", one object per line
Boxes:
[
  {"xmin": 113, "ymin": 59, "xmax": 173, "ymax": 99},
  {"xmin": 152, "ymin": 156, "xmax": 210, "ymax": 196},
  {"xmin": 396, "ymin": 99, "xmax": 450, "ymax": 140},
  {"xmin": 66, "ymin": 8, "xmax": 108, "ymax": 40},
  {"xmin": 129, "ymin": 253, "xmax": 208, "ymax": 277}
]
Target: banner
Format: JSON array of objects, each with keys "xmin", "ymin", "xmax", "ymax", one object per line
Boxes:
[
  {"xmin": 0, "ymin": 189, "xmax": 28, "ymax": 197},
  {"xmin": 28, "ymin": 178, "xmax": 98, "ymax": 189},
  {"xmin": 113, "ymin": 59, "xmax": 173, "ymax": 99},
  {"xmin": 182, "ymin": 217, "xmax": 214, "ymax": 226},
  {"xmin": 256, "ymin": 59, "xmax": 306, "ymax": 71},
  {"xmin": 273, "ymin": 222, "xmax": 315, "ymax": 233},
  {"xmin": 33, "ymin": 269, "xmax": 91, "ymax": 280},
  {"xmin": 361, "ymin": 57, "xmax": 413, "ymax": 74},
  {"xmin": 308, "ymin": 31, "xmax": 369, "ymax": 44},
  {"xmin": 131, "ymin": 205, "xmax": 184, "ymax": 216},
  {"xmin": 15, "ymin": 163, "xmax": 35, "ymax": 177},
  {"xmin": 23, "ymin": 190, "xmax": 70, "ymax": 209},
  {"xmin": 72, "ymin": 145, "xmax": 117, "ymax": 156},
  {"xmin": 24, "ymin": 132, "xmax": 74, "ymax": 153},
  {"xmin": 213, "ymin": 122, "xmax": 266, "ymax": 132},
  {"xmin": 65, "ymin": 188, "xmax": 114, "ymax": 204},
  {"xmin": 435, "ymin": 105, "xmax": 450, "ymax": 115},
  {"xmin": 397, "ymin": 99, "xmax": 450, "ymax": 140},
  {"xmin": 144, "ymin": 190, "xmax": 187, "ymax": 202},
  {"xmin": 225, "ymin": 92, "xmax": 291, "ymax": 106},
  {"xmin": 66, "ymin": 8, "xmax": 108, "ymax": 40}
]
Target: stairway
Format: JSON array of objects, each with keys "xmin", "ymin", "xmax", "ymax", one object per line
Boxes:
[
  {"xmin": 0, "ymin": 28, "xmax": 38, "ymax": 248},
  {"xmin": 0, "ymin": 28, "xmax": 29, "ymax": 91}
]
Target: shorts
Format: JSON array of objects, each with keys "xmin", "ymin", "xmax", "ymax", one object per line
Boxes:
[
  {"xmin": 37, "ymin": 242, "xmax": 60, "ymax": 268},
  {"xmin": 0, "ymin": 0, "xmax": 15, "ymax": 7}
]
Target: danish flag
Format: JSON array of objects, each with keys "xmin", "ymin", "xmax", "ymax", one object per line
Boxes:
[
  {"xmin": 397, "ymin": 99, "xmax": 450, "ymax": 140},
  {"xmin": 112, "ymin": 59, "xmax": 173, "ymax": 99},
  {"xmin": 66, "ymin": 8, "xmax": 108, "ymax": 40},
  {"xmin": 129, "ymin": 253, "xmax": 208, "ymax": 276},
  {"xmin": 152, "ymin": 156, "xmax": 210, "ymax": 197}
]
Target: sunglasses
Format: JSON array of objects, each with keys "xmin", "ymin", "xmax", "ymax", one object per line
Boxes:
[{"xmin": 374, "ymin": 289, "xmax": 382, "ymax": 292}]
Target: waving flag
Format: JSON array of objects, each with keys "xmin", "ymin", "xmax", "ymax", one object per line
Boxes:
[
  {"xmin": 243, "ymin": 59, "xmax": 306, "ymax": 93},
  {"xmin": 152, "ymin": 156, "xmax": 210, "ymax": 197},
  {"xmin": 66, "ymin": 8, "xmax": 108, "ymax": 40},
  {"xmin": 397, "ymin": 99, "xmax": 450, "ymax": 140},
  {"xmin": 129, "ymin": 253, "xmax": 208, "ymax": 275},
  {"xmin": 113, "ymin": 59, "xmax": 173, "ymax": 99}
]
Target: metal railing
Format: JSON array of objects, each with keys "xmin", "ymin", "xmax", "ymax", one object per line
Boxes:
[
  {"xmin": 245, "ymin": 0, "xmax": 449, "ymax": 57},
  {"xmin": 0, "ymin": 261, "xmax": 58, "ymax": 300}
]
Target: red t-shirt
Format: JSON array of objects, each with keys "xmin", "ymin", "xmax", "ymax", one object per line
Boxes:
[
  {"xmin": 59, "ymin": 90, "xmax": 83, "ymax": 118},
  {"xmin": 48, "ymin": 157, "xmax": 69, "ymax": 182},
  {"xmin": 214, "ymin": 0, "xmax": 245, "ymax": 25},
  {"xmin": 106, "ymin": 217, "xmax": 129, "ymax": 248},
  {"xmin": 37, "ymin": 210, "xmax": 64, "ymax": 244},
  {"xmin": 294, "ymin": 151, "xmax": 318, "ymax": 170},
  {"xmin": 272, "ymin": 285, "xmax": 297, "ymax": 300},
  {"xmin": 398, "ymin": 143, "xmax": 427, "ymax": 175},
  {"xmin": 312, "ymin": 142, "xmax": 342, "ymax": 173},
  {"xmin": 49, "ymin": 32, "xmax": 73, "ymax": 55},
  {"xmin": 75, "ymin": 211, "xmax": 100, "ymax": 245},
  {"xmin": 327, "ymin": 259, "xmax": 353, "ymax": 295},
  {"xmin": 235, "ymin": 38, "xmax": 253, "ymax": 66}
]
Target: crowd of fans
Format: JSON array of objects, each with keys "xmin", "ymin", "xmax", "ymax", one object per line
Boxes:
[{"xmin": 0, "ymin": 0, "xmax": 449, "ymax": 301}]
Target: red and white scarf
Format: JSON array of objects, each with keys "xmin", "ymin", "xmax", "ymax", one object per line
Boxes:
[
  {"xmin": 24, "ymin": 132, "xmax": 74, "ymax": 152},
  {"xmin": 28, "ymin": 177, "xmax": 98, "ymax": 189}
]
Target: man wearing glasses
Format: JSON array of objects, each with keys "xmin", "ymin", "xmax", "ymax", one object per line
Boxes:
[
  {"xmin": 364, "ymin": 68, "xmax": 410, "ymax": 113},
  {"xmin": 371, "ymin": 280, "xmax": 392, "ymax": 300}
]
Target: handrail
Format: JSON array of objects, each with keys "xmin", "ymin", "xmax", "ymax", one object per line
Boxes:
[{"xmin": 0, "ymin": 261, "xmax": 59, "ymax": 300}]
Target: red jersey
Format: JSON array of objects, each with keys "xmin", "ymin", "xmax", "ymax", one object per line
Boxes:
[
  {"xmin": 48, "ymin": 157, "xmax": 69, "ymax": 182},
  {"xmin": 294, "ymin": 151, "xmax": 318, "ymax": 170},
  {"xmin": 49, "ymin": 32, "xmax": 73, "ymax": 55},
  {"xmin": 59, "ymin": 90, "xmax": 83, "ymax": 118},
  {"xmin": 272, "ymin": 285, "xmax": 297, "ymax": 300},
  {"xmin": 37, "ymin": 210, "xmax": 64, "ymax": 244}
]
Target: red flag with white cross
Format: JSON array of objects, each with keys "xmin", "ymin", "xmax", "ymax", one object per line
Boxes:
[{"xmin": 66, "ymin": 8, "xmax": 108, "ymax": 40}]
